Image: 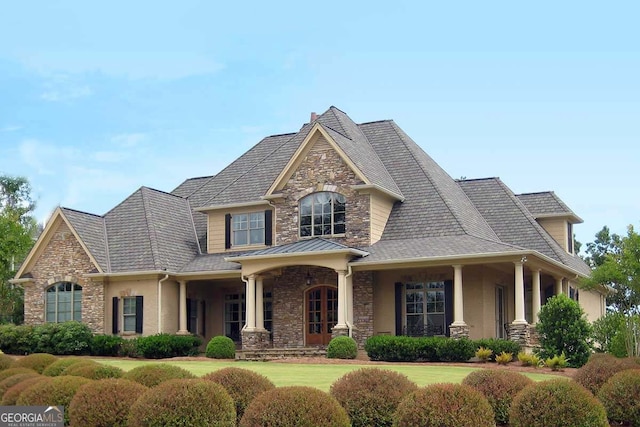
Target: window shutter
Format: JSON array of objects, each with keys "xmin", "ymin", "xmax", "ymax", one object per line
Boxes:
[
  {"xmin": 112, "ymin": 297, "xmax": 119, "ymax": 334},
  {"xmin": 444, "ymin": 280, "xmax": 453, "ymax": 337},
  {"xmin": 135, "ymin": 295, "xmax": 144, "ymax": 334},
  {"xmin": 224, "ymin": 214, "xmax": 232, "ymax": 249},
  {"xmin": 186, "ymin": 298, "xmax": 192, "ymax": 333},
  {"xmin": 201, "ymin": 300, "xmax": 206, "ymax": 336},
  {"xmin": 264, "ymin": 210, "xmax": 273, "ymax": 246},
  {"xmin": 395, "ymin": 282, "xmax": 403, "ymax": 336}
]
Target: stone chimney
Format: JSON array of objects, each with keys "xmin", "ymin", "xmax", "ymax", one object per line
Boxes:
[{"xmin": 310, "ymin": 112, "xmax": 318, "ymax": 122}]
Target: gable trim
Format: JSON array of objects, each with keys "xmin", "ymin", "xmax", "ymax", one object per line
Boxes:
[
  {"xmin": 265, "ymin": 123, "xmax": 370, "ymax": 196},
  {"xmin": 14, "ymin": 208, "xmax": 104, "ymax": 279}
]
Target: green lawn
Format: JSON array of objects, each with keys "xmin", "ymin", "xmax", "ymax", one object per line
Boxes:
[{"xmin": 96, "ymin": 359, "xmax": 561, "ymax": 392}]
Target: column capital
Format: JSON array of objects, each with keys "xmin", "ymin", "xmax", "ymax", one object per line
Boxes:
[
  {"xmin": 335, "ymin": 269, "xmax": 348, "ymax": 276},
  {"xmin": 451, "ymin": 264, "xmax": 464, "ymax": 269}
]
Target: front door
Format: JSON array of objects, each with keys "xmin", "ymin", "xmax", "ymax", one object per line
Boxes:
[{"xmin": 306, "ymin": 286, "xmax": 338, "ymax": 346}]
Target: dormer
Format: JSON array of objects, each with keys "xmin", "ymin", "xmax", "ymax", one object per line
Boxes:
[
  {"xmin": 195, "ymin": 202, "xmax": 274, "ymax": 253},
  {"xmin": 517, "ymin": 191, "xmax": 583, "ymax": 255}
]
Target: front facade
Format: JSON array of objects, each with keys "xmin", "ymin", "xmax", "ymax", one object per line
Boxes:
[{"xmin": 14, "ymin": 107, "xmax": 605, "ymax": 350}]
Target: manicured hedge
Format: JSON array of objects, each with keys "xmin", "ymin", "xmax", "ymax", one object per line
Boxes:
[
  {"xmin": 327, "ymin": 336, "xmax": 358, "ymax": 359},
  {"xmin": 365, "ymin": 335, "xmax": 482, "ymax": 362},
  {"xmin": 135, "ymin": 333, "xmax": 202, "ymax": 359}
]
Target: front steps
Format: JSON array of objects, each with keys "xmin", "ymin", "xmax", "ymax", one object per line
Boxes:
[{"xmin": 236, "ymin": 347, "xmax": 326, "ymax": 361}]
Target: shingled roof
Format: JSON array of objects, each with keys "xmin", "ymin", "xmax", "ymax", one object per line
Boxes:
[{"xmin": 48, "ymin": 106, "xmax": 589, "ymax": 277}]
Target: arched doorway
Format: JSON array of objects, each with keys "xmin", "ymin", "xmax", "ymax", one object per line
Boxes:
[{"xmin": 305, "ymin": 285, "xmax": 338, "ymax": 346}]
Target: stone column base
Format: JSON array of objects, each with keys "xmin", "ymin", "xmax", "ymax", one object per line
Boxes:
[
  {"xmin": 508, "ymin": 323, "xmax": 531, "ymax": 346},
  {"xmin": 331, "ymin": 326, "xmax": 349, "ymax": 339},
  {"xmin": 241, "ymin": 329, "xmax": 271, "ymax": 351},
  {"xmin": 449, "ymin": 324, "xmax": 470, "ymax": 339}
]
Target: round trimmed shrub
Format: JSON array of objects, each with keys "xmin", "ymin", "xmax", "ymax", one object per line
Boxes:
[
  {"xmin": 42, "ymin": 357, "xmax": 87, "ymax": 376},
  {"xmin": 0, "ymin": 353, "xmax": 14, "ymax": 371},
  {"xmin": 462, "ymin": 369, "xmax": 533, "ymax": 425},
  {"xmin": 203, "ymin": 367, "xmax": 275, "ymax": 424},
  {"xmin": 206, "ymin": 335, "xmax": 236, "ymax": 359},
  {"xmin": 123, "ymin": 363, "xmax": 195, "ymax": 387},
  {"xmin": 13, "ymin": 353, "xmax": 58, "ymax": 373},
  {"xmin": 393, "ymin": 383, "xmax": 495, "ymax": 427},
  {"xmin": 597, "ymin": 369, "xmax": 640, "ymax": 426},
  {"xmin": 330, "ymin": 367, "xmax": 418, "ymax": 427},
  {"xmin": 128, "ymin": 379, "xmax": 235, "ymax": 427},
  {"xmin": 240, "ymin": 385, "xmax": 350, "ymax": 427},
  {"xmin": 62, "ymin": 362, "xmax": 124, "ymax": 379},
  {"xmin": 574, "ymin": 353, "xmax": 637, "ymax": 395},
  {"xmin": 0, "ymin": 373, "xmax": 41, "ymax": 399},
  {"xmin": 0, "ymin": 367, "xmax": 37, "ymax": 382},
  {"xmin": 1, "ymin": 376, "xmax": 51, "ymax": 405},
  {"xmin": 17, "ymin": 375, "xmax": 93, "ymax": 425},
  {"xmin": 327, "ymin": 336, "xmax": 358, "ymax": 359},
  {"xmin": 69, "ymin": 378, "xmax": 148, "ymax": 427},
  {"xmin": 509, "ymin": 379, "xmax": 608, "ymax": 427}
]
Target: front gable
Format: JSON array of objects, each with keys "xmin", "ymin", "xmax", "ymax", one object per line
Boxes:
[{"xmin": 15, "ymin": 208, "xmax": 103, "ymax": 280}]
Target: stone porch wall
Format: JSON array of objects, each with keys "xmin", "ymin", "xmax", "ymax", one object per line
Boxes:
[
  {"xmin": 23, "ymin": 221, "xmax": 104, "ymax": 333},
  {"xmin": 352, "ymin": 271, "xmax": 374, "ymax": 348}
]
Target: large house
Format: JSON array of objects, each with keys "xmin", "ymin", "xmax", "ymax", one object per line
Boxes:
[{"xmin": 13, "ymin": 107, "xmax": 604, "ymax": 352}]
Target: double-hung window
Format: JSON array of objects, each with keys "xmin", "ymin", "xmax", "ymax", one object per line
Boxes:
[
  {"xmin": 233, "ymin": 212, "xmax": 265, "ymax": 246},
  {"xmin": 122, "ymin": 297, "xmax": 137, "ymax": 332},
  {"xmin": 405, "ymin": 282, "xmax": 446, "ymax": 336}
]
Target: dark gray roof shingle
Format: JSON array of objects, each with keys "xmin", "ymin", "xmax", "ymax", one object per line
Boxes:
[
  {"xmin": 516, "ymin": 191, "xmax": 580, "ymax": 220},
  {"xmin": 60, "ymin": 208, "xmax": 108, "ymax": 271}
]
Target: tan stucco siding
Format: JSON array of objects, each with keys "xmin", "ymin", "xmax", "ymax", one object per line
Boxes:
[
  {"xmin": 162, "ymin": 281, "xmax": 179, "ymax": 334},
  {"xmin": 370, "ymin": 194, "xmax": 394, "ymax": 244},
  {"xmin": 538, "ymin": 218, "xmax": 569, "ymax": 252},
  {"xmin": 579, "ymin": 288, "xmax": 606, "ymax": 322},
  {"xmin": 105, "ymin": 279, "xmax": 158, "ymax": 336}
]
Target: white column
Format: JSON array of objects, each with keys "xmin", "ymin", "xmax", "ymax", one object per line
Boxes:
[
  {"xmin": 513, "ymin": 261, "xmax": 527, "ymax": 324},
  {"xmin": 245, "ymin": 275, "xmax": 256, "ymax": 331},
  {"xmin": 177, "ymin": 280, "xmax": 188, "ymax": 334},
  {"xmin": 532, "ymin": 269, "xmax": 541, "ymax": 324},
  {"xmin": 555, "ymin": 277, "xmax": 564, "ymax": 295},
  {"xmin": 346, "ymin": 273, "xmax": 354, "ymax": 325},
  {"xmin": 256, "ymin": 276, "xmax": 265, "ymax": 330},
  {"xmin": 452, "ymin": 265, "xmax": 466, "ymax": 326},
  {"xmin": 335, "ymin": 270, "xmax": 347, "ymax": 328}
]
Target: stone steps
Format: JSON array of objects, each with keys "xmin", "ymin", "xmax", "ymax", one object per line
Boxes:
[{"xmin": 236, "ymin": 347, "xmax": 327, "ymax": 361}]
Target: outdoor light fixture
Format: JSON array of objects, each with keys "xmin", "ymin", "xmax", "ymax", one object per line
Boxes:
[{"xmin": 306, "ymin": 270, "xmax": 313, "ymax": 286}]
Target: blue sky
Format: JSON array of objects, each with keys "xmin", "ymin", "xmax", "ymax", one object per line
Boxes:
[{"xmin": 0, "ymin": 1, "xmax": 638, "ymax": 248}]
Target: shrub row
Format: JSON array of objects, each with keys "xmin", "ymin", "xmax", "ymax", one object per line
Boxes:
[
  {"xmin": 365, "ymin": 335, "xmax": 516, "ymax": 362},
  {"xmin": 0, "ymin": 323, "xmax": 202, "ymax": 358}
]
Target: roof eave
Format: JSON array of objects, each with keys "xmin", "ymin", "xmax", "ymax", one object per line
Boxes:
[
  {"xmin": 351, "ymin": 184, "xmax": 404, "ymax": 202},
  {"xmin": 533, "ymin": 213, "xmax": 584, "ymax": 224},
  {"xmin": 195, "ymin": 200, "xmax": 271, "ymax": 213},
  {"xmin": 225, "ymin": 248, "xmax": 369, "ymax": 263}
]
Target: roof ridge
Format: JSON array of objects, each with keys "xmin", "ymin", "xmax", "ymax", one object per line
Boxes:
[
  {"xmin": 516, "ymin": 190, "xmax": 554, "ymax": 196},
  {"xmin": 358, "ymin": 119, "xmax": 393, "ymax": 125},
  {"xmin": 387, "ymin": 121, "xmax": 475, "ymax": 238},
  {"xmin": 140, "ymin": 187, "xmax": 163, "ymax": 271},
  {"xmin": 456, "ymin": 177, "xmax": 500, "ymax": 183},
  {"xmin": 200, "ymin": 127, "xmax": 306, "ymax": 207},
  {"xmin": 101, "ymin": 213, "xmax": 112, "ymax": 273},
  {"xmin": 60, "ymin": 206, "xmax": 103, "ymax": 218}
]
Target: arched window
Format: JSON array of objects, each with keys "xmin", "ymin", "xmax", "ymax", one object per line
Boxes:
[
  {"xmin": 299, "ymin": 192, "xmax": 346, "ymax": 237},
  {"xmin": 46, "ymin": 282, "xmax": 82, "ymax": 322}
]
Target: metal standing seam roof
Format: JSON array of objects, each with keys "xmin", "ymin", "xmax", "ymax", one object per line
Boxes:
[{"xmin": 226, "ymin": 237, "xmax": 369, "ymax": 259}]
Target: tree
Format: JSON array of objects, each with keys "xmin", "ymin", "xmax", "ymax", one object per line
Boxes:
[
  {"xmin": 0, "ymin": 175, "xmax": 37, "ymax": 323},
  {"xmin": 536, "ymin": 294, "xmax": 592, "ymax": 367}
]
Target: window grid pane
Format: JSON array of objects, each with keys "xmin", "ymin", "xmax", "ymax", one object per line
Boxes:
[
  {"xmin": 299, "ymin": 192, "xmax": 346, "ymax": 237},
  {"xmin": 45, "ymin": 282, "xmax": 82, "ymax": 323}
]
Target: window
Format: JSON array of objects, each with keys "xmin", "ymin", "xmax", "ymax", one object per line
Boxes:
[
  {"xmin": 567, "ymin": 222, "xmax": 574, "ymax": 254},
  {"xmin": 224, "ymin": 291, "xmax": 273, "ymax": 342},
  {"xmin": 46, "ymin": 282, "xmax": 82, "ymax": 323},
  {"xmin": 122, "ymin": 297, "xmax": 137, "ymax": 332},
  {"xmin": 299, "ymin": 192, "xmax": 346, "ymax": 237},
  {"xmin": 233, "ymin": 212, "xmax": 265, "ymax": 246},
  {"xmin": 404, "ymin": 282, "xmax": 446, "ymax": 336}
]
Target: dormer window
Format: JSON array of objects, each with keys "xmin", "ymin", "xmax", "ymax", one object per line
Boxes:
[
  {"xmin": 233, "ymin": 212, "xmax": 265, "ymax": 246},
  {"xmin": 299, "ymin": 192, "xmax": 346, "ymax": 237}
]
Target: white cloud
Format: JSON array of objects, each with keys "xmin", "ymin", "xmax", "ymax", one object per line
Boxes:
[
  {"xmin": 111, "ymin": 132, "xmax": 147, "ymax": 147},
  {"xmin": 0, "ymin": 125, "xmax": 22, "ymax": 132},
  {"xmin": 41, "ymin": 85, "xmax": 92, "ymax": 102},
  {"xmin": 19, "ymin": 139, "xmax": 77, "ymax": 175},
  {"xmin": 20, "ymin": 51, "xmax": 224, "ymax": 80}
]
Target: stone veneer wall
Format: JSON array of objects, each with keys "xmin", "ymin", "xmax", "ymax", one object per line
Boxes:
[
  {"xmin": 23, "ymin": 221, "xmax": 104, "ymax": 333},
  {"xmin": 352, "ymin": 271, "xmax": 374, "ymax": 348},
  {"xmin": 274, "ymin": 136, "xmax": 371, "ymax": 247}
]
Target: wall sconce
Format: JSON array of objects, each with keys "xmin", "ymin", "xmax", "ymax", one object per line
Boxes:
[{"xmin": 306, "ymin": 270, "xmax": 313, "ymax": 286}]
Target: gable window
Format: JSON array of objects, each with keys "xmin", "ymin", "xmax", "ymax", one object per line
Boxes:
[
  {"xmin": 299, "ymin": 192, "xmax": 346, "ymax": 237},
  {"xmin": 233, "ymin": 212, "xmax": 265, "ymax": 246},
  {"xmin": 46, "ymin": 282, "xmax": 82, "ymax": 323}
]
